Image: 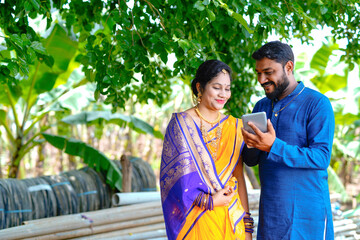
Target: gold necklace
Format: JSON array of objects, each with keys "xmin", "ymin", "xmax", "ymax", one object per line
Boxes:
[
  {"xmin": 195, "ymin": 107, "xmax": 222, "ymax": 161},
  {"xmin": 272, "ymin": 86, "xmax": 305, "ymax": 117},
  {"xmin": 195, "ymin": 107, "xmax": 221, "ymax": 124}
]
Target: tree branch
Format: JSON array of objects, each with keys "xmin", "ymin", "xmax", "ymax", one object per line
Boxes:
[
  {"xmin": 143, "ymin": 0, "xmax": 167, "ymax": 33},
  {"xmin": 0, "ymin": 118, "xmax": 16, "ymax": 144}
]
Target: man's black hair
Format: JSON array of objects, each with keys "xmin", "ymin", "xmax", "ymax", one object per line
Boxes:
[{"xmin": 252, "ymin": 41, "xmax": 294, "ymax": 66}]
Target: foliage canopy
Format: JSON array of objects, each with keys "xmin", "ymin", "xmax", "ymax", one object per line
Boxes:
[
  {"xmin": 1, "ymin": 0, "xmax": 359, "ymax": 117},
  {"xmin": 1, "ymin": 0, "xmax": 360, "ymax": 180}
]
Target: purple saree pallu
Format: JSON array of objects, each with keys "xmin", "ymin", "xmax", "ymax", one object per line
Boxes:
[
  {"xmin": 160, "ymin": 113, "xmax": 212, "ymax": 240},
  {"xmin": 160, "ymin": 112, "xmax": 244, "ymax": 240}
]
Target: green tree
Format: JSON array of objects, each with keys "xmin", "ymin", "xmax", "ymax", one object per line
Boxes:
[
  {"xmin": 2, "ymin": 1, "xmax": 359, "ymax": 114},
  {"xmin": 0, "ymin": 23, "xmax": 80, "ymax": 178},
  {"xmin": 1, "ymin": 0, "xmax": 360, "ymax": 178}
]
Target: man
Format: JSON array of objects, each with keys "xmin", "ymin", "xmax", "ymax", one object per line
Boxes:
[{"xmin": 242, "ymin": 41, "xmax": 335, "ymax": 239}]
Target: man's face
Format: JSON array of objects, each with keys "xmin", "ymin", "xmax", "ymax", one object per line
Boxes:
[{"xmin": 255, "ymin": 58, "xmax": 290, "ymax": 100}]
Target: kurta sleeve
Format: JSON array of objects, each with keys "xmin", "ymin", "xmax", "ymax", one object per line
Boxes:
[{"xmin": 267, "ymin": 95, "xmax": 335, "ymax": 169}]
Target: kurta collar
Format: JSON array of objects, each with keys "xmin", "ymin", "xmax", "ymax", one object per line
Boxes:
[{"xmin": 274, "ymin": 81, "xmax": 304, "ymax": 102}]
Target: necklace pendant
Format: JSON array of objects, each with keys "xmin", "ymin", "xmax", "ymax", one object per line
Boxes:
[
  {"xmin": 275, "ymin": 113, "xmax": 278, "ymax": 117},
  {"xmin": 217, "ymin": 127, "xmax": 221, "ymax": 137}
]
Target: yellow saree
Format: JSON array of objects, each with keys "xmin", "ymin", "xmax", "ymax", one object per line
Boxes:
[{"xmin": 160, "ymin": 112, "xmax": 246, "ymax": 240}]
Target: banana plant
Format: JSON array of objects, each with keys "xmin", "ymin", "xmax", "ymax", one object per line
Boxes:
[
  {"xmin": 41, "ymin": 133, "xmax": 123, "ymax": 191},
  {"xmin": 0, "ymin": 23, "xmax": 80, "ymax": 178},
  {"xmin": 60, "ymin": 111, "xmax": 163, "ymax": 139}
]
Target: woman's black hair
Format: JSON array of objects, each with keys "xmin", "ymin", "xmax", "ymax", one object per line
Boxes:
[
  {"xmin": 252, "ymin": 41, "xmax": 294, "ymax": 66},
  {"xmin": 191, "ymin": 60, "xmax": 232, "ymax": 97}
]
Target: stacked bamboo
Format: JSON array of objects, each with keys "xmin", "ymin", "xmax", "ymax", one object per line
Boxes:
[
  {"xmin": 334, "ymin": 218, "xmax": 360, "ymax": 239},
  {"xmin": 0, "ymin": 189, "xmax": 359, "ymax": 239},
  {"xmin": 0, "ymin": 201, "xmax": 166, "ymax": 240},
  {"xmin": 331, "ymin": 194, "xmax": 360, "ymax": 240}
]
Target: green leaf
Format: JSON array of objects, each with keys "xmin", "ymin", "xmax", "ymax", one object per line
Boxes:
[
  {"xmin": 231, "ymin": 12, "xmax": 254, "ymax": 34},
  {"xmin": 31, "ymin": 41, "xmax": 47, "ymax": 55},
  {"xmin": 30, "ymin": 0, "xmax": 41, "ymax": 11},
  {"xmin": 310, "ymin": 43, "xmax": 338, "ymax": 76},
  {"xmin": 328, "ymin": 166, "xmax": 349, "ymax": 202},
  {"xmin": 57, "ymin": 88, "xmax": 94, "ymax": 112},
  {"xmin": 178, "ymin": 39, "xmax": 191, "ymax": 53},
  {"xmin": 26, "ymin": 24, "xmax": 79, "ymax": 96},
  {"xmin": 218, "ymin": 3, "xmax": 253, "ymax": 34},
  {"xmin": 42, "ymin": 55, "xmax": 55, "ymax": 68},
  {"xmin": 203, "ymin": 0, "xmax": 210, "ymax": 5},
  {"xmin": 311, "ymin": 74, "xmax": 347, "ymax": 94},
  {"xmin": 194, "ymin": 1, "xmax": 205, "ymax": 11},
  {"xmin": 9, "ymin": 34, "xmax": 24, "ymax": 47},
  {"xmin": 0, "ymin": 109, "xmax": 6, "ymax": 124},
  {"xmin": 61, "ymin": 111, "xmax": 163, "ymax": 139},
  {"xmin": 24, "ymin": 1, "xmax": 33, "ymax": 12},
  {"xmin": 294, "ymin": 52, "xmax": 307, "ymax": 70},
  {"xmin": 335, "ymin": 112, "xmax": 360, "ymax": 126},
  {"xmin": 64, "ymin": 138, "xmax": 86, "ymax": 156},
  {"xmin": 320, "ymin": 6, "xmax": 328, "ymax": 15},
  {"xmin": 7, "ymin": 62, "xmax": 20, "ymax": 77},
  {"xmin": 206, "ymin": 9, "xmax": 216, "ymax": 21},
  {"xmin": 42, "ymin": 133, "xmax": 66, "ymax": 149},
  {"xmin": 27, "ymin": 48, "xmax": 37, "ymax": 64},
  {"xmin": 0, "ymin": 48, "xmax": 11, "ymax": 59},
  {"xmin": 42, "ymin": 133, "xmax": 123, "ymax": 191}
]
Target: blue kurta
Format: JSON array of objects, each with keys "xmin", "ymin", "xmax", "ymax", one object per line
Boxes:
[{"xmin": 243, "ymin": 82, "xmax": 335, "ymax": 240}]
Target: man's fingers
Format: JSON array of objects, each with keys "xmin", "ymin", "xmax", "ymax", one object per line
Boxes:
[
  {"xmin": 242, "ymin": 127, "xmax": 257, "ymax": 142},
  {"xmin": 267, "ymin": 119, "xmax": 275, "ymax": 135},
  {"xmin": 248, "ymin": 121, "xmax": 263, "ymax": 135}
]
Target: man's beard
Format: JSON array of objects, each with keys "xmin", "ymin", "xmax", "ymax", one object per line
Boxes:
[{"xmin": 264, "ymin": 71, "xmax": 290, "ymax": 100}]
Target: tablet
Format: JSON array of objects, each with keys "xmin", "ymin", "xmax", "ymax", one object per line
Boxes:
[{"xmin": 241, "ymin": 112, "xmax": 267, "ymax": 134}]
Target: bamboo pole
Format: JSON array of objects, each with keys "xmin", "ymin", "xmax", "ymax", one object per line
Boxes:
[
  {"xmin": 72, "ymin": 223, "xmax": 166, "ymax": 239},
  {"xmin": 333, "ymin": 218, "xmax": 355, "ymax": 227},
  {"xmin": 334, "ymin": 223, "xmax": 357, "ymax": 233},
  {"xmin": 23, "ymin": 201, "xmax": 161, "ymax": 225},
  {"xmin": 25, "ymin": 215, "xmax": 164, "ymax": 240},
  {"xmin": 105, "ymin": 229, "xmax": 167, "ymax": 240},
  {"xmin": 121, "ymin": 155, "xmax": 132, "ymax": 192},
  {"xmin": 0, "ymin": 201, "xmax": 162, "ymax": 239}
]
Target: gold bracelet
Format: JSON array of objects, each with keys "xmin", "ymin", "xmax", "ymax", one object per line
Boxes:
[{"xmin": 203, "ymin": 195, "xmax": 207, "ymax": 209}]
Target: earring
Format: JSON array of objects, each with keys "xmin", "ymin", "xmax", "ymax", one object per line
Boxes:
[{"xmin": 196, "ymin": 92, "xmax": 202, "ymax": 104}]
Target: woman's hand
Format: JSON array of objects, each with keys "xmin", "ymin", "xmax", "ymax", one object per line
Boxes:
[
  {"xmin": 212, "ymin": 186, "xmax": 235, "ymax": 207},
  {"xmin": 245, "ymin": 232, "xmax": 253, "ymax": 240}
]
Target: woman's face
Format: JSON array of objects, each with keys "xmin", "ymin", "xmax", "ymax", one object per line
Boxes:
[{"xmin": 198, "ymin": 71, "xmax": 231, "ymax": 111}]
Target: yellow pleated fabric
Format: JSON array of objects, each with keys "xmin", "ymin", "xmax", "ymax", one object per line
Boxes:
[{"xmin": 176, "ymin": 116, "xmax": 245, "ymax": 240}]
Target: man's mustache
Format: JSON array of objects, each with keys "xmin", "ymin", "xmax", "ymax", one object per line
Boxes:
[{"xmin": 261, "ymin": 82, "xmax": 274, "ymax": 88}]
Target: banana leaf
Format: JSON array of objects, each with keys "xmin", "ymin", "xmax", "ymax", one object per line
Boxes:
[
  {"xmin": 42, "ymin": 133, "xmax": 123, "ymax": 191},
  {"xmin": 60, "ymin": 111, "xmax": 163, "ymax": 139},
  {"xmin": 309, "ymin": 42, "xmax": 347, "ymax": 93}
]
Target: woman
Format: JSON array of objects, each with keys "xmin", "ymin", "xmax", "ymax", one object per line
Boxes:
[{"xmin": 160, "ymin": 60, "xmax": 253, "ymax": 240}]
